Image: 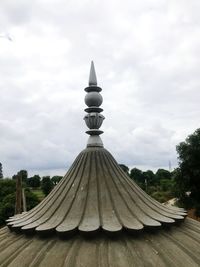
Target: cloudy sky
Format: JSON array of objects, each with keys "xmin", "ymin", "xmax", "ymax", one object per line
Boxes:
[{"xmin": 0, "ymin": 0, "xmax": 200, "ymax": 177}]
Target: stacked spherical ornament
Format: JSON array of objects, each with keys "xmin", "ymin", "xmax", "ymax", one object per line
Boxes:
[{"xmin": 84, "ymin": 61, "xmax": 105, "ymax": 147}]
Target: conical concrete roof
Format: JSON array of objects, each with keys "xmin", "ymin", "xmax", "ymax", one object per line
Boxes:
[
  {"xmin": 7, "ymin": 147, "xmax": 186, "ymax": 236},
  {"xmin": 1, "ymin": 218, "xmax": 200, "ymax": 266},
  {"xmin": 1, "ymin": 62, "xmax": 200, "ymax": 267}
]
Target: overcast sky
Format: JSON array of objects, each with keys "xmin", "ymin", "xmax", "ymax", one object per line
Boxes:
[{"xmin": 0, "ymin": 0, "xmax": 200, "ymax": 177}]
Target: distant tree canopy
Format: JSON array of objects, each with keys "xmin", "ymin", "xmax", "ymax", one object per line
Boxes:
[
  {"xmin": 130, "ymin": 168, "xmax": 144, "ymax": 182},
  {"xmin": 51, "ymin": 176, "xmax": 63, "ymax": 185},
  {"xmin": 41, "ymin": 176, "xmax": 54, "ymax": 196},
  {"xmin": 119, "ymin": 164, "xmax": 129, "ymax": 175},
  {"xmin": 27, "ymin": 175, "xmax": 41, "ymax": 188},
  {"xmin": 0, "ymin": 179, "xmax": 16, "ymax": 203},
  {"xmin": 130, "ymin": 168, "xmax": 152, "ymax": 186},
  {"xmin": 12, "ymin": 170, "xmax": 28, "ymax": 183},
  {"xmin": 24, "ymin": 188, "xmax": 40, "ymax": 210},
  {"xmin": 150, "ymin": 169, "xmax": 172, "ymax": 186},
  {"xmin": 129, "ymin": 167, "xmax": 174, "ymax": 202},
  {"xmin": 0, "ymin": 179, "xmax": 39, "ymax": 225},
  {"xmin": 0, "ymin": 162, "xmax": 3, "ymax": 179},
  {"xmin": 143, "ymin": 170, "xmax": 155, "ymax": 185},
  {"xmin": 156, "ymin": 169, "xmax": 171, "ymax": 180},
  {"xmin": 174, "ymin": 128, "xmax": 200, "ymax": 215}
]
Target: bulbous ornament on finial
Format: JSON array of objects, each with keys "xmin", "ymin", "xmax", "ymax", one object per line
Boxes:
[
  {"xmin": 85, "ymin": 92, "xmax": 103, "ymax": 107},
  {"xmin": 84, "ymin": 61, "xmax": 105, "ymax": 147}
]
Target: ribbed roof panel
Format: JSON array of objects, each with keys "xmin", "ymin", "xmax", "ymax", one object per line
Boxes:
[
  {"xmin": 7, "ymin": 147, "xmax": 186, "ymax": 236},
  {"xmin": 1, "ymin": 218, "xmax": 200, "ymax": 267}
]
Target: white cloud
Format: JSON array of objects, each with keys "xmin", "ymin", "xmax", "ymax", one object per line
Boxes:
[{"xmin": 0, "ymin": 0, "xmax": 200, "ymax": 177}]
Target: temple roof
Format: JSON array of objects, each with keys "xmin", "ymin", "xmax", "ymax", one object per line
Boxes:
[
  {"xmin": 7, "ymin": 147, "xmax": 186, "ymax": 236},
  {"xmin": 1, "ymin": 218, "xmax": 200, "ymax": 267},
  {"xmin": 1, "ymin": 62, "xmax": 200, "ymax": 267}
]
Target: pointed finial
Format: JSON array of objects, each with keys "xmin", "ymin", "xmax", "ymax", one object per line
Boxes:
[
  {"xmin": 89, "ymin": 61, "xmax": 97, "ymax": 86},
  {"xmin": 84, "ymin": 62, "xmax": 104, "ymax": 147}
]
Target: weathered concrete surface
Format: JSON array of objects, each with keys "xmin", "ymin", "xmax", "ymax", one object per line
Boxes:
[{"xmin": 1, "ymin": 218, "xmax": 200, "ymax": 267}]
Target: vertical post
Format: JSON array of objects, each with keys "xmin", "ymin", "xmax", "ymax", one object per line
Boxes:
[
  {"xmin": 15, "ymin": 174, "xmax": 22, "ymax": 214},
  {"xmin": 22, "ymin": 188, "xmax": 27, "ymax": 212},
  {"xmin": 0, "ymin": 162, "xmax": 3, "ymax": 179},
  {"xmin": 145, "ymin": 178, "xmax": 148, "ymax": 192}
]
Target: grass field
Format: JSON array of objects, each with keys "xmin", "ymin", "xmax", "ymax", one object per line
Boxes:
[{"xmin": 31, "ymin": 189, "xmax": 45, "ymax": 201}]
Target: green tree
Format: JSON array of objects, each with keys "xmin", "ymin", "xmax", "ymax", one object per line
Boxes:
[
  {"xmin": 25, "ymin": 188, "xmax": 40, "ymax": 210},
  {"xmin": 27, "ymin": 175, "xmax": 41, "ymax": 188},
  {"xmin": 0, "ymin": 193, "xmax": 15, "ymax": 225},
  {"xmin": 0, "ymin": 179, "xmax": 39, "ymax": 225},
  {"xmin": 51, "ymin": 176, "xmax": 63, "ymax": 185},
  {"xmin": 155, "ymin": 169, "xmax": 171, "ymax": 181},
  {"xmin": 143, "ymin": 170, "xmax": 155, "ymax": 185},
  {"xmin": 12, "ymin": 170, "xmax": 28, "ymax": 183},
  {"xmin": 0, "ymin": 162, "xmax": 3, "ymax": 179},
  {"xmin": 160, "ymin": 179, "xmax": 174, "ymax": 191},
  {"xmin": 18, "ymin": 170, "xmax": 28, "ymax": 183},
  {"xmin": 119, "ymin": 164, "xmax": 129, "ymax": 175},
  {"xmin": 0, "ymin": 179, "xmax": 16, "ymax": 202},
  {"xmin": 130, "ymin": 168, "xmax": 146, "ymax": 190},
  {"xmin": 174, "ymin": 128, "xmax": 200, "ymax": 216},
  {"xmin": 130, "ymin": 168, "xmax": 145, "ymax": 183},
  {"xmin": 130, "ymin": 168, "xmax": 142, "ymax": 181},
  {"xmin": 41, "ymin": 176, "xmax": 53, "ymax": 196}
]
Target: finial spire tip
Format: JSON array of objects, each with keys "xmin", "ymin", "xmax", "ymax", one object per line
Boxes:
[
  {"xmin": 84, "ymin": 61, "xmax": 104, "ymax": 147},
  {"xmin": 89, "ymin": 61, "xmax": 97, "ymax": 86}
]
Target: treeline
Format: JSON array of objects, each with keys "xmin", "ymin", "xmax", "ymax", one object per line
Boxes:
[
  {"xmin": 119, "ymin": 165, "xmax": 175, "ymax": 203},
  {"xmin": 12, "ymin": 170, "xmax": 63, "ymax": 196},
  {"xmin": 0, "ymin": 171, "xmax": 63, "ymax": 225},
  {"xmin": 1, "ymin": 127, "xmax": 200, "ymax": 224},
  {"xmin": 0, "ymin": 179, "xmax": 39, "ymax": 225},
  {"xmin": 120, "ymin": 128, "xmax": 200, "ymax": 218}
]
